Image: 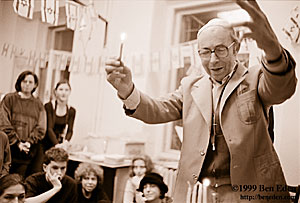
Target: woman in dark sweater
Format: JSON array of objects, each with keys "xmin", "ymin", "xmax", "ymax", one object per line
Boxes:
[
  {"xmin": 0, "ymin": 71, "xmax": 46, "ymax": 177},
  {"xmin": 43, "ymin": 80, "xmax": 76, "ymax": 151},
  {"xmin": 74, "ymin": 162, "xmax": 110, "ymax": 203}
]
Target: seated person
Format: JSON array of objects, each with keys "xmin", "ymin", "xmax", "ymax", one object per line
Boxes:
[
  {"xmin": 0, "ymin": 130, "xmax": 11, "ymax": 178},
  {"xmin": 124, "ymin": 154, "xmax": 154, "ymax": 203},
  {"xmin": 74, "ymin": 162, "xmax": 110, "ymax": 203},
  {"xmin": 0, "ymin": 173, "xmax": 26, "ymax": 203},
  {"xmin": 24, "ymin": 147, "xmax": 77, "ymax": 203},
  {"xmin": 137, "ymin": 173, "xmax": 172, "ymax": 203}
]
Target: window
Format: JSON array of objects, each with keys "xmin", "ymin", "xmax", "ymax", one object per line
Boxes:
[{"xmin": 164, "ymin": 1, "xmax": 249, "ymax": 154}]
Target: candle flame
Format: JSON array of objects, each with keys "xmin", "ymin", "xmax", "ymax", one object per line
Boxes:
[
  {"xmin": 120, "ymin": 32, "xmax": 127, "ymax": 42},
  {"xmin": 202, "ymin": 178, "xmax": 210, "ymax": 187}
]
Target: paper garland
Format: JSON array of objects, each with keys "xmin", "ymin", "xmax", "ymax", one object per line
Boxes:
[{"xmin": 1, "ymin": 40, "xmax": 201, "ymax": 76}]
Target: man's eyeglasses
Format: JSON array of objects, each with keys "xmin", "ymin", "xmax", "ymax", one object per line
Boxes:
[{"xmin": 198, "ymin": 42, "xmax": 235, "ymax": 59}]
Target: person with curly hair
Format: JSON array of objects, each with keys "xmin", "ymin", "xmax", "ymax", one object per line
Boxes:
[
  {"xmin": 0, "ymin": 173, "xmax": 26, "ymax": 203},
  {"xmin": 123, "ymin": 154, "xmax": 154, "ymax": 203},
  {"xmin": 74, "ymin": 162, "xmax": 110, "ymax": 203},
  {"xmin": 24, "ymin": 147, "xmax": 77, "ymax": 203}
]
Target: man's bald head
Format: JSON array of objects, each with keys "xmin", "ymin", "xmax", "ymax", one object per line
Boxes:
[{"xmin": 197, "ymin": 18, "xmax": 239, "ymax": 44}]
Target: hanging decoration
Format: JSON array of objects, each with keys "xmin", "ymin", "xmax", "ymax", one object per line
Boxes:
[
  {"xmin": 41, "ymin": 0, "xmax": 59, "ymax": 25},
  {"xmin": 13, "ymin": 0, "xmax": 34, "ymax": 19},
  {"xmin": 78, "ymin": 3, "xmax": 98, "ymax": 59},
  {"xmin": 283, "ymin": 6, "xmax": 300, "ymax": 44},
  {"xmin": 65, "ymin": 0, "xmax": 81, "ymax": 30}
]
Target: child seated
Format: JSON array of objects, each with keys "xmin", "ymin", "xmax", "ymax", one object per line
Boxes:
[
  {"xmin": 74, "ymin": 162, "xmax": 110, "ymax": 203},
  {"xmin": 123, "ymin": 154, "xmax": 154, "ymax": 203},
  {"xmin": 137, "ymin": 172, "xmax": 172, "ymax": 203}
]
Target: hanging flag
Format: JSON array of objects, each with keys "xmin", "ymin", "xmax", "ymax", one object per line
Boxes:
[
  {"xmin": 13, "ymin": 0, "xmax": 34, "ymax": 19},
  {"xmin": 41, "ymin": 0, "xmax": 59, "ymax": 25},
  {"xmin": 65, "ymin": 0, "xmax": 81, "ymax": 30}
]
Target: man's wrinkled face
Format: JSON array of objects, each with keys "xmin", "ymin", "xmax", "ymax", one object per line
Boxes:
[{"xmin": 197, "ymin": 26, "xmax": 237, "ymax": 82}]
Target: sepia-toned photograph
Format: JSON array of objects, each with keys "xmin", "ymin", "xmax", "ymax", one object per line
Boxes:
[{"xmin": 0, "ymin": 0, "xmax": 299, "ymax": 202}]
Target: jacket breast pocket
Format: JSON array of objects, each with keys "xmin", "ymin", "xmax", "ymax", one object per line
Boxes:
[{"xmin": 236, "ymin": 89, "xmax": 261, "ymax": 124}]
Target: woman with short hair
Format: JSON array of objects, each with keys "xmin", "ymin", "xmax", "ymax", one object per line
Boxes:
[{"xmin": 0, "ymin": 70, "xmax": 46, "ymax": 177}]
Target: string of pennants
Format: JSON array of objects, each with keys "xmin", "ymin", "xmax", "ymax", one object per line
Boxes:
[
  {"xmin": 0, "ymin": 40, "xmax": 202, "ymax": 76},
  {"xmin": 12, "ymin": 0, "xmax": 95, "ymax": 30}
]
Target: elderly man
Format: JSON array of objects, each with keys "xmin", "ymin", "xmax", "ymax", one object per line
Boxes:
[{"xmin": 106, "ymin": 1, "xmax": 297, "ymax": 202}]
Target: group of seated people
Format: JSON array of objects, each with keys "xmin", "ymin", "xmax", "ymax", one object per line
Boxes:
[
  {"xmin": 0, "ymin": 147, "xmax": 112, "ymax": 203},
  {"xmin": 0, "ymin": 70, "xmax": 172, "ymax": 202},
  {"xmin": 0, "ymin": 147, "xmax": 172, "ymax": 203}
]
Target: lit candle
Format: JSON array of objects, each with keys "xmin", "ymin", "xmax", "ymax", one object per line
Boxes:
[
  {"xmin": 197, "ymin": 182, "xmax": 202, "ymax": 203},
  {"xmin": 186, "ymin": 181, "xmax": 191, "ymax": 203},
  {"xmin": 212, "ymin": 192, "xmax": 217, "ymax": 203},
  {"xmin": 191, "ymin": 182, "xmax": 199, "ymax": 203},
  {"xmin": 202, "ymin": 178, "xmax": 210, "ymax": 203},
  {"xmin": 119, "ymin": 32, "xmax": 127, "ymax": 61}
]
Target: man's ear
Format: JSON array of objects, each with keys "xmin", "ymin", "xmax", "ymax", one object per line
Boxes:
[
  {"xmin": 234, "ymin": 41, "xmax": 241, "ymax": 55},
  {"xmin": 43, "ymin": 164, "xmax": 47, "ymax": 172}
]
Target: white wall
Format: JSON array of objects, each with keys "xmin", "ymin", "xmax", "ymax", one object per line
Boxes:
[
  {"xmin": 69, "ymin": 0, "xmax": 160, "ymax": 155},
  {"xmin": 258, "ymin": 0, "xmax": 300, "ymax": 186}
]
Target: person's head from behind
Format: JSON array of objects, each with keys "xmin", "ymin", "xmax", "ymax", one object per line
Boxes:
[
  {"xmin": 197, "ymin": 18, "xmax": 241, "ymax": 82},
  {"xmin": 137, "ymin": 173, "xmax": 168, "ymax": 202},
  {"xmin": 15, "ymin": 70, "xmax": 39, "ymax": 95},
  {"xmin": 54, "ymin": 80, "xmax": 71, "ymax": 103},
  {"xmin": 43, "ymin": 147, "xmax": 69, "ymax": 181},
  {"xmin": 74, "ymin": 163, "xmax": 104, "ymax": 194},
  {"xmin": 0, "ymin": 174, "xmax": 25, "ymax": 203},
  {"xmin": 130, "ymin": 154, "xmax": 154, "ymax": 178}
]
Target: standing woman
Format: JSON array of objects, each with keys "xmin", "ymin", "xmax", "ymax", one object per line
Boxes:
[
  {"xmin": 0, "ymin": 70, "xmax": 46, "ymax": 177},
  {"xmin": 43, "ymin": 80, "xmax": 76, "ymax": 151}
]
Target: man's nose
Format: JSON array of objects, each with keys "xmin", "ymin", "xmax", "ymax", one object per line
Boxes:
[
  {"xmin": 57, "ymin": 168, "xmax": 63, "ymax": 175},
  {"xmin": 209, "ymin": 52, "xmax": 218, "ymax": 62}
]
